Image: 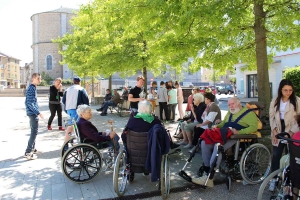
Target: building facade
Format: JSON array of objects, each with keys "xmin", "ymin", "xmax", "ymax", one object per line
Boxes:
[
  {"xmin": 31, "ymin": 7, "xmax": 75, "ymax": 79},
  {"xmin": 0, "ymin": 52, "xmax": 21, "ymax": 88},
  {"xmin": 235, "ymin": 48, "xmax": 300, "ymax": 99}
]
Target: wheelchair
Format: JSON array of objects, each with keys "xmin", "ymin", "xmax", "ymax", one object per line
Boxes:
[
  {"xmin": 257, "ymin": 132, "xmax": 300, "ymax": 200},
  {"xmin": 60, "ymin": 119, "xmax": 117, "ymax": 183},
  {"xmin": 179, "ymin": 133, "xmax": 271, "ymax": 191},
  {"xmin": 113, "ymin": 130, "xmax": 170, "ymax": 199}
]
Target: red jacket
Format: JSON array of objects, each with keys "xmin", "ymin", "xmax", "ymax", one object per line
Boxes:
[{"xmin": 200, "ymin": 128, "xmax": 233, "ymax": 145}]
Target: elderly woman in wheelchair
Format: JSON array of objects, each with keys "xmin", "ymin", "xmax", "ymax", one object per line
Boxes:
[
  {"xmin": 61, "ymin": 104, "xmax": 120, "ymax": 183},
  {"xmin": 180, "ymin": 97, "xmax": 271, "ymax": 191}
]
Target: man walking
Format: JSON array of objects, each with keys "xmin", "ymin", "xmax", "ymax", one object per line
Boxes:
[
  {"xmin": 62, "ymin": 77, "xmax": 89, "ymax": 121},
  {"xmin": 24, "ymin": 73, "xmax": 43, "ymax": 160},
  {"xmin": 99, "ymin": 89, "xmax": 121, "ymax": 116}
]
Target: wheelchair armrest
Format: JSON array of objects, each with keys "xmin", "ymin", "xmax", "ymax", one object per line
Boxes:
[{"xmin": 230, "ymin": 134, "xmax": 258, "ymax": 139}]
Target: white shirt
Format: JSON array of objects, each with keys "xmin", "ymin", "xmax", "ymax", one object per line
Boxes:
[{"xmin": 279, "ymin": 99, "xmax": 288, "ymax": 119}]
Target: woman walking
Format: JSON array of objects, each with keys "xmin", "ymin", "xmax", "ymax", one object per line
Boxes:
[
  {"xmin": 48, "ymin": 77, "xmax": 64, "ymax": 131},
  {"xmin": 268, "ymin": 79, "xmax": 300, "ymax": 191}
]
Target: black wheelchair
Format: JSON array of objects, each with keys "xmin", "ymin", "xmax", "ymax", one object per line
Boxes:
[
  {"xmin": 60, "ymin": 119, "xmax": 117, "ymax": 183},
  {"xmin": 179, "ymin": 133, "xmax": 271, "ymax": 191},
  {"xmin": 113, "ymin": 130, "xmax": 170, "ymax": 199},
  {"xmin": 257, "ymin": 132, "xmax": 300, "ymax": 200}
]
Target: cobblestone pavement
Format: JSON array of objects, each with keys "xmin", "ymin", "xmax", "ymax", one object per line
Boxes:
[{"xmin": 0, "ymin": 97, "xmax": 261, "ymax": 200}]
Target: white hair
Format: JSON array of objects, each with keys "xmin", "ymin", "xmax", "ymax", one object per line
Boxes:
[
  {"xmin": 193, "ymin": 93, "xmax": 204, "ymax": 102},
  {"xmin": 138, "ymin": 100, "xmax": 152, "ymax": 114},
  {"xmin": 77, "ymin": 104, "xmax": 91, "ymax": 117},
  {"xmin": 229, "ymin": 97, "xmax": 242, "ymax": 107}
]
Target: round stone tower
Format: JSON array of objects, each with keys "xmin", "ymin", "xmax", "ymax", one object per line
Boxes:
[{"xmin": 31, "ymin": 7, "xmax": 76, "ymax": 80}]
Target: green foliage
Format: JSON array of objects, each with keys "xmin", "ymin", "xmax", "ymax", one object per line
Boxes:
[
  {"xmin": 284, "ymin": 66, "xmax": 300, "ymax": 97},
  {"xmin": 39, "ymin": 80, "xmax": 49, "ymax": 86},
  {"xmin": 61, "ymin": 79, "xmax": 73, "ymax": 85},
  {"xmin": 41, "ymin": 72, "xmax": 52, "ymax": 85}
]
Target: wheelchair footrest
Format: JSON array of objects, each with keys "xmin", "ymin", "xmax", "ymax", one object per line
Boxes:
[{"xmin": 178, "ymin": 170, "xmax": 192, "ymax": 182}]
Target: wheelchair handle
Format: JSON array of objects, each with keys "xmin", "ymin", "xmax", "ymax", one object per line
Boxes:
[{"xmin": 275, "ymin": 132, "xmax": 290, "ymax": 140}]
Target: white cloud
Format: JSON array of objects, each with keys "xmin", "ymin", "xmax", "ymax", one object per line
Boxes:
[{"xmin": 0, "ymin": 0, "xmax": 90, "ymax": 66}]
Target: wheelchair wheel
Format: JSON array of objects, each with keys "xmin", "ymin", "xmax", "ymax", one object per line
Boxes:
[
  {"xmin": 61, "ymin": 144, "xmax": 102, "ymax": 183},
  {"xmin": 257, "ymin": 168, "xmax": 285, "ymax": 200},
  {"xmin": 113, "ymin": 150, "xmax": 128, "ymax": 197},
  {"xmin": 160, "ymin": 154, "xmax": 170, "ymax": 199},
  {"xmin": 60, "ymin": 137, "xmax": 77, "ymax": 158},
  {"xmin": 226, "ymin": 175, "xmax": 231, "ymax": 192},
  {"xmin": 240, "ymin": 143, "xmax": 271, "ymax": 184}
]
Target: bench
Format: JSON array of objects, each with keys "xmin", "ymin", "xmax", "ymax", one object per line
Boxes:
[{"xmin": 108, "ymin": 99, "xmax": 126, "ymax": 117}]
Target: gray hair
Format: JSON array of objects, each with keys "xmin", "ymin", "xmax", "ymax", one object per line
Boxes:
[
  {"xmin": 77, "ymin": 104, "xmax": 91, "ymax": 117},
  {"xmin": 229, "ymin": 97, "xmax": 242, "ymax": 106},
  {"xmin": 193, "ymin": 93, "xmax": 204, "ymax": 102},
  {"xmin": 138, "ymin": 100, "xmax": 152, "ymax": 114}
]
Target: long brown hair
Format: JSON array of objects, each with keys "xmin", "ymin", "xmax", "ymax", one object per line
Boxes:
[{"xmin": 275, "ymin": 79, "xmax": 297, "ymax": 112}]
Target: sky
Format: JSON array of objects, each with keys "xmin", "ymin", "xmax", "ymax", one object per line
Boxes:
[{"xmin": 0, "ymin": 0, "xmax": 90, "ymax": 66}]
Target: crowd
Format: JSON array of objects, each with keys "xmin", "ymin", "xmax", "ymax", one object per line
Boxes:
[{"xmin": 23, "ymin": 73, "xmax": 300, "ymax": 200}]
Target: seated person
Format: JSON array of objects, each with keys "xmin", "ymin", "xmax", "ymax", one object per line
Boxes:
[
  {"xmin": 98, "ymin": 89, "xmax": 121, "ymax": 116},
  {"xmin": 96, "ymin": 89, "xmax": 112, "ymax": 111},
  {"xmin": 122, "ymin": 87, "xmax": 129, "ymax": 101},
  {"xmin": 192, "ymin": 97, "xmax": 258, "ymax": 187},
  {"xmin": 122, "ymin": 100, "xmax": 179, "ymax": 152},
  {"xmin": 64, "ymin": 104, "xmax": 120, "ymax": 151},
  {"xmin": 190, "ymin": 92, "xmax": 221, "ymax": 153},
  {"xmin": 178, "ymin": 93, "xmax": 206, "ymax": 149}
]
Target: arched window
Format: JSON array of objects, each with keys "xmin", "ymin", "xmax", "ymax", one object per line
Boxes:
[{"xmin": 46, "ymin": 55, "xmax": 52, "ymax": 70}]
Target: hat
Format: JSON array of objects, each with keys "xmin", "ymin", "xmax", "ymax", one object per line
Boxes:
[
  {"xmin": 292, "ymin": 132, "xmax": 300, "ymax": 146},
  {"xmin": 205, "ymin": 88, "xmax": 212, "ymax": 93},
  {"xmin": 193, "ymin": 87, "xmax": 200, "ymax": 91},
  {"xmin": 73, "ymin": 77, "xmax": 81, "ymax": 83}
]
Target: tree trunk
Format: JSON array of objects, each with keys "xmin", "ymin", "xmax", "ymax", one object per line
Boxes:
[
  {"xmin": 109, "ymin": 75, "xmax": 112, "ymax": 91},
  {"xmin": 253, "ymin": 0, "xmax": 271, "ymax": 114},
  {"xmin": 91, "ymin": 72, "xmax": 94, "ymax": 98}
]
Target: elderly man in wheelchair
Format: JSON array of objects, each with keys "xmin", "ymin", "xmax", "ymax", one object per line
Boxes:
[{"xmin": 191, "ymin": 97, "xmax": 270, "ymax": 189}]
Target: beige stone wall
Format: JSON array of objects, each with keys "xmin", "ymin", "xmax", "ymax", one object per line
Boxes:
[
  {"xmin": 32, "ymin": 12, "xmax": 75, "ymax": 80},
  {"xmin": 0, "ymin": 56, "xmax": 20, "ymax": 87}
]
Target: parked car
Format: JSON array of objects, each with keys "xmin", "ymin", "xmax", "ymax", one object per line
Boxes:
[{"xmin": 217, "ymin": 85, "xmax": 234, "ymax": 95}]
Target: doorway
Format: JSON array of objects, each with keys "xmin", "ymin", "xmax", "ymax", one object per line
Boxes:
[{"xmin": 247, "ymin": 74, "xmax": 258, "ymax": 98}]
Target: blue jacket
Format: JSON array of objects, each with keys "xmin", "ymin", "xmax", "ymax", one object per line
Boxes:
[
  {"xmin": 25, "ymin": 84, "xmax": 40, "ymax": 116},
  {"xmin": 145, "ymin": 124, "xmax": 170, "ymax": 182}
]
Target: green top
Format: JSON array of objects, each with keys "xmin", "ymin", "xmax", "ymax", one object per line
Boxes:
[
  {"xmin": 217, "ymin": 107, "xmax": 258, "ymax": 134},
  {"xmin": 134, "ymin": 112, "xmax": 154, "ymax": 123},
  {"xmin": 168, "ymin": 89, "xmax": 177, "ymax": 104}
]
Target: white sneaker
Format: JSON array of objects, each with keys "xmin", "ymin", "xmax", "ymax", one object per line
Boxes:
[
  {"xmin": 269, "ymin": 179, "xmax": 277, "ymax": 192},
  {"xmin": 24, "ymin": 152, "xmax": 37, "ymax": 160},
  {"xmin": 192, "ymin": 175, "xmax": 214, "ymax": 187},
  {"xmin": 183, "ymin": 144, "xmax": 194, "ymax": 149},
  {"xmin": 177, "ymin": 141, "xmax": 188, "ymax": 145}
]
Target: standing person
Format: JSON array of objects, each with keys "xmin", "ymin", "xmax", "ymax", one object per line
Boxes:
[
  {"xmin": 157, "ymin": 81, "xmax": 169, "ymax": 122},
  {"xmin": 62, "ymin": 77, "xmax": 89, "ymax": 122},
  {"xmin": 168, "ymin": 80, "xmax": 175, "ymax": 89},
  {"xmin": 186, "ymin": 87, "xmax": 200, "ymax": 112},
  {"xmin": 96, "ymin": 89, "xmax": 112, "ymax": 111},
  {"xmin": 121, "ymin": 87, "xmax": 129, "ymax": 100},
  {"xmin": 167, "ymin": 84, "xmax": 177, "ymax": 123},
  {"xmin": 128, "ymin": 75, "xmax": 145, "ymax": 113},
  {"xmin": 47, "ymin": 77, "xmax": 64, "ymax": 131},
  {"xmin": 268, "ymin": 79, "xmax": 300, "ymax": 191},
  {"xmin": 175, "ymin": 81, "xmax": 184, "ymax": 121},
  {"xmin": 24, "ymin": 73, "xmax": 43, "ymax": 160},
  {"xmin": 148, "ymin": 81, "xmax": 157, "ymax": 113},
  {"xmin": 99, "ymin": 89, "xmax": 121, "ymax": 116}
]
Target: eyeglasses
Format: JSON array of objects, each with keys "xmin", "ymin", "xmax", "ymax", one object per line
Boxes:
[{"xmin": 282, "ymin": 89, "xmax": 293, "ymax": 93}]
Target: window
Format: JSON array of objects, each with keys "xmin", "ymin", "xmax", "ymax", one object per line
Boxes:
[
  {"xmin": 7, "ymin": 65, "xmax": 10, "ymax": 71},
  {"xmin": 1, "ymin": 73, "xmax": 3, "ymax": 78},
  {"xmin": 46, "ymin": 55, "xmax": 52, "ymax": 70},
  {"xmin": 0, "ymin": 57, "xmax": 1, "ymax": 62},
  {"xmin": 0, "ymin": 64, "xmax": 4, "ymax": 69},
  {"xmin": 8, "ymin": 73, "xmax": 10, "ymax": 78}
]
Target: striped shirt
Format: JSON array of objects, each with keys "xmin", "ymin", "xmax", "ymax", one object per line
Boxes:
[{"xmin": 25, "ymin": 84, "xmax": 40, "ymax": 116}]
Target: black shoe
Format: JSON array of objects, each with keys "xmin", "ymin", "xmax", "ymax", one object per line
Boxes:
[
  {"xmin": 100, "ymin": 113, "xmax": 107, "ymax": 116},
  {"xmin": 96, "ymin": 108, "xmax": 103, "ymax": 112}
]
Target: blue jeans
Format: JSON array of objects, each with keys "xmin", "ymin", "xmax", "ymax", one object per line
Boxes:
[
  {"xmin": 102, "ymin": 101, "xmax": 115, "ymax": 114},
  {"xmin": 67, "ymin": 109, "xmax": 78, "ymax": 123},
  {"xmin": 26, "ymin": 115, "xmax": 39, "ymax": 153}
]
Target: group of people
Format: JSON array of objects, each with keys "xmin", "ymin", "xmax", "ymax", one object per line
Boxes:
[{"xmin": 23, "ymin": 73, "xmax": 300, "ymax": 199}]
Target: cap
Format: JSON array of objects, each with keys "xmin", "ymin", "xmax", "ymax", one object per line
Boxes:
[
  {"xmin": 73, "ymin": 77, "xmax": 81, "ymax": 83},
  {"xmin": 193, "ymin": 87, "xmax": 200, "ymax": 91},
  {"xmin": 292, "ymin": 133, "xmax": 300, "ymax": 146}
]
